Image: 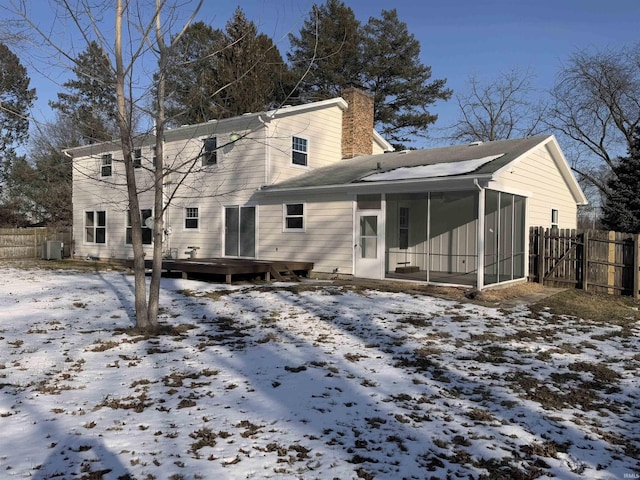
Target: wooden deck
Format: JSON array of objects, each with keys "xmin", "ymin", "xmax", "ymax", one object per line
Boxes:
[{"xmin": 125, "ymin": 257, "xmax": 314, "ymax": 284}]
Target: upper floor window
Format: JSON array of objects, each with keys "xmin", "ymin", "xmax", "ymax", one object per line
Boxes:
[
  {"xmin": 101, "ymin": 154, "xmax": 112, "ymax": 177},
  {"xmin": 151, "ymin": 146, "xmax": 158, "ymax": 168},
  {"xmin": 284, "ymin": 203, "xmax": 305, "ymax": 231},
  {"xmin": 133, "ymin": 148, "xmax": 142, "ymax": 168},
  {"xmin": 292, "ymin": 136, "xmax": 308, "ymax": 166},
  {"xmin": 203, "ymin": 137, "xmax": 217, "ymax": 166},
  {"xmin": 185, "ymin": 207, "xmax": 199, "ymax": 229}
]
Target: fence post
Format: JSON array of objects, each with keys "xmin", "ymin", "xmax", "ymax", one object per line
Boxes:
[
  {"xmin": 582, "ymin": 230, "xmax": 588, "ymax": 292},
  {"xmin": 537, "ymin": 227, "xmax": 544, "ymax": 284},
  {"xmin": 607, "ymin": 231, "xmax": 616, "ymax": 294},
  {"xmin": 634, "ymin": 234, "xmax": 640, "ymax": 300}
]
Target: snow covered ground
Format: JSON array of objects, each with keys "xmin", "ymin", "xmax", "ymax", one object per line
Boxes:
[{"xmin": 0, "ymin": 266, "xmax": 638, "ymax": 479}]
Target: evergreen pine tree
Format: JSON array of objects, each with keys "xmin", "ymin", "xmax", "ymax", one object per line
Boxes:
[
  {"xmin": 163, "ymin": 21, "xmax": 225, "ymax": 126},
  {"xmin": 217, "ymin": 8, "xmax": 292, "ymax": 117},
  {"xmin": 601, "ymin": 127, "xmax": 640, "ymax": 233},
  {"xmin": 163, "ymin": 11, "xmax": 291, "ymax": 126},
  {"xmin": 361, "ymin": 9, "xmax": 452, "ymax": 148},
  {"xmin": 49, "ymin": 41, "xmax": 118, "ymax": 144},
  {"xmin": 287, "ymin": 0, "xmax": 362, "ymax": 101},
  {"xmin": 0, "ymin": 42, "xmax": 36, "ymax": 226},
  {"xmin": 288, "ymin": 3, "xmax": 451, "ymax": 147}
]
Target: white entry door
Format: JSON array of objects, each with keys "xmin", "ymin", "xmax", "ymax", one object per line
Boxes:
[{"xmin": 355, "ymin": 210, "xmax": 383, "ymax": 279}]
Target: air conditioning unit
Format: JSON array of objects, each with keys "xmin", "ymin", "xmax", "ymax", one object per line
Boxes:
[{"xmin": 42, "ymin": 241, "xmax": 64, "ymax": 260}]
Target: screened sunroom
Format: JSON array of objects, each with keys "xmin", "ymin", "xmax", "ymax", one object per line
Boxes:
[{"xmin": 383, "ymin": 189, "xmax": 527, "ymax": 288}]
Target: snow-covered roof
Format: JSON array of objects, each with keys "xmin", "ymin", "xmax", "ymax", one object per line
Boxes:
[
  {"xmin": 262, "ymin": 136, "xmax": 553, "ymax": 192},
  {"xmin": 360, "ymin": 154, "xmax": 504, "ymax": 182}
]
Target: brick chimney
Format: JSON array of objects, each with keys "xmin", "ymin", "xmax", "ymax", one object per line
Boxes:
[{"xmin": 341, "ymin": 87, "xmax": 374, "ymax": 159}]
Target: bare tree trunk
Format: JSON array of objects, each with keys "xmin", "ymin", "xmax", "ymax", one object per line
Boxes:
[
  {"xmin": 114, "ymin": 0, "xmax": 149, "ymax": 328},
  {"xmin": 147, "ymin": 0, "xmax": 169, "ymax": 329}
]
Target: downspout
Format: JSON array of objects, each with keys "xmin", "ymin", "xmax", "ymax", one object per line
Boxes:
[
  {"xmin": 258, "ymin": 114, "xmax": 272, "ymax": 185},
  {"xmin": 475, "ymin": 179, "xmax": 485, "ymax": 291},
  {"xmin": 160, "ymin": 137, "xmax": 171, "ymax": 257},
  {"xmin": 63, "ymin": 150, "xmax": 75, "ymax": 258}
]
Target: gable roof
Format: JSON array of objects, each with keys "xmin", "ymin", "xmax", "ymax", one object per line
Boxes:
[{"xmin": 261, "ymin": 135, "xmax": 588, "ymax": 205}]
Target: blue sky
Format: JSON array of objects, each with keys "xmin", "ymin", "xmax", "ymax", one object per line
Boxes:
[{"xmin": 20, "ymin": 0, "xmax": 640, "ymax": 147}]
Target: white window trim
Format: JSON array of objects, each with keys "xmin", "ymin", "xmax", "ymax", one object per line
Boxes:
[
  {"xmin": 551, "ymin": 209, "xmax": 559, "ymax": 229},
  {"xmin": 184, "ymin": 206, "xmax": 200, "ymax": 231},
  {"xmin": 133, "ymin": 148, "xmax": 142, "ymax": 168},
  {"xmin": 202, "ymin": 137, "xmax": 218, "ymax": 167},
  {"xmin": 100, "ymin": 154, "xmax": 113, "ymax": 177},
  {"xmin": 84, "ymin": 210, "xmax": 107, "ymax": 245},
  {"xmin": 125, "ymin": 208, "xmax": 154, "ymax": 246},
  {"xmin": 283, "ymin": 202, "xmax": 306, "ymax": 232},
  {"xmin": 291, "ymin": 135, "xmax": 309, "ymax": 167}
]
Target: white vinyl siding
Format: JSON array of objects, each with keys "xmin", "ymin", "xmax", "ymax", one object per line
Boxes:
[
  {"xmin": 260, "ymin": 195, "xmax": 354, "ymax": 274},
  {"xmin": 499, "ymin": 143, "xmax": 578, "ymax": 229},
  {"xmin": 69, "ymin": 99, "xmax": 355, "ymax": 261},
  {"xmin": 267, "ymin": 106, "xmax": 344, "ymax": 184}
]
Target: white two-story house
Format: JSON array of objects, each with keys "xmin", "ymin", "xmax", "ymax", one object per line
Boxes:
[{"xmin": 66, "ymin": 88, "xmax": 587, "ymax": 289}]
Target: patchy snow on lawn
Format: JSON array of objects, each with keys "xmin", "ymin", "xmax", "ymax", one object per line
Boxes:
[{"xmin": 0, "ymin": 267, "xmax": 638, "ymax": 479}]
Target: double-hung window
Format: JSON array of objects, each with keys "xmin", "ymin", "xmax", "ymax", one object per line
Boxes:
[
  {"xmin": 284, "ymin": 203, "xmax": 305, "ymax": 231},
  {"xmin": 203, "ymin": 138, "xmax": 217, "ymax": 166},
  {"xmin": 292, "ymin": 136, "xmax": 308, "ymax": 166},
  {"xmin": 101, "ymin": 154, "xmax": 112, "ymax": 177},
  {"xmin": 126, "ymin": 209, "xmax": 153, "ymax": 245},
  {"xmin": 151, "ymin": 146, "xmax": 158, "ymax": 168},
  {"xmin": 185, "ymin": 207, "xmax": 199, "ymax": 230},
  {"xmin": 85, "ymin": 211, "xmax": 106, "ymax": 244},
  {"xmin": 133, "ymin": 148, "xmax": 142, "ymax": 168},
  {"xmin": 551, "ymin": 209, "xmax": 559, "ymax": 229}
]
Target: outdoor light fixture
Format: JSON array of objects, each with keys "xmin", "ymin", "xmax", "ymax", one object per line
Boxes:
[{"xmin": 229, "ymin": 132, "xmax": 241, "ymax": 142}]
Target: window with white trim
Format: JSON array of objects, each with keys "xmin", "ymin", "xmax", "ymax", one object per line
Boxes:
[
  {"xmin": 101, "ymin": 154, "xmax": 112, "ymax": 177},
  {"xmin": 133, "ymin": 148, "xmax": 142, "ymax": 168},
  {"xmin": 126, "ymin": 209, "xmax": 153, "ymax": 245},
  {"xmin": 151, "ymin": 146, "xmax": 158, "ymax": 168},
  {"xmin": 185, "ymin": 207, "xmax": 199, "ymax": 229},
  {"xmin": 292, "ymin": 136, "xmax": 308, "ymax": 166},
  {"xmin": 551, "ymin": 209, "xmax": 559, "ymax": 229},
  {"xmin": 85, "ymin": 211, "xmax": 106, "ymax": 244},
  {"xmin": 284, "ymin": 203, "xmax": 305, "ymax": 231},
  {"xmin": 203, "ymin": 137, "xmax": 217, "ymax": 166}
]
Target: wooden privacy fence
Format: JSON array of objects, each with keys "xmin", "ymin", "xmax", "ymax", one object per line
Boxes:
[
  {"xmin": 0, "ymin": 227, "xmax": 72, "ymax": 259},
  {"xmin": 529, "ymin": 227, "xmax": 640, "ymax": 298}
]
